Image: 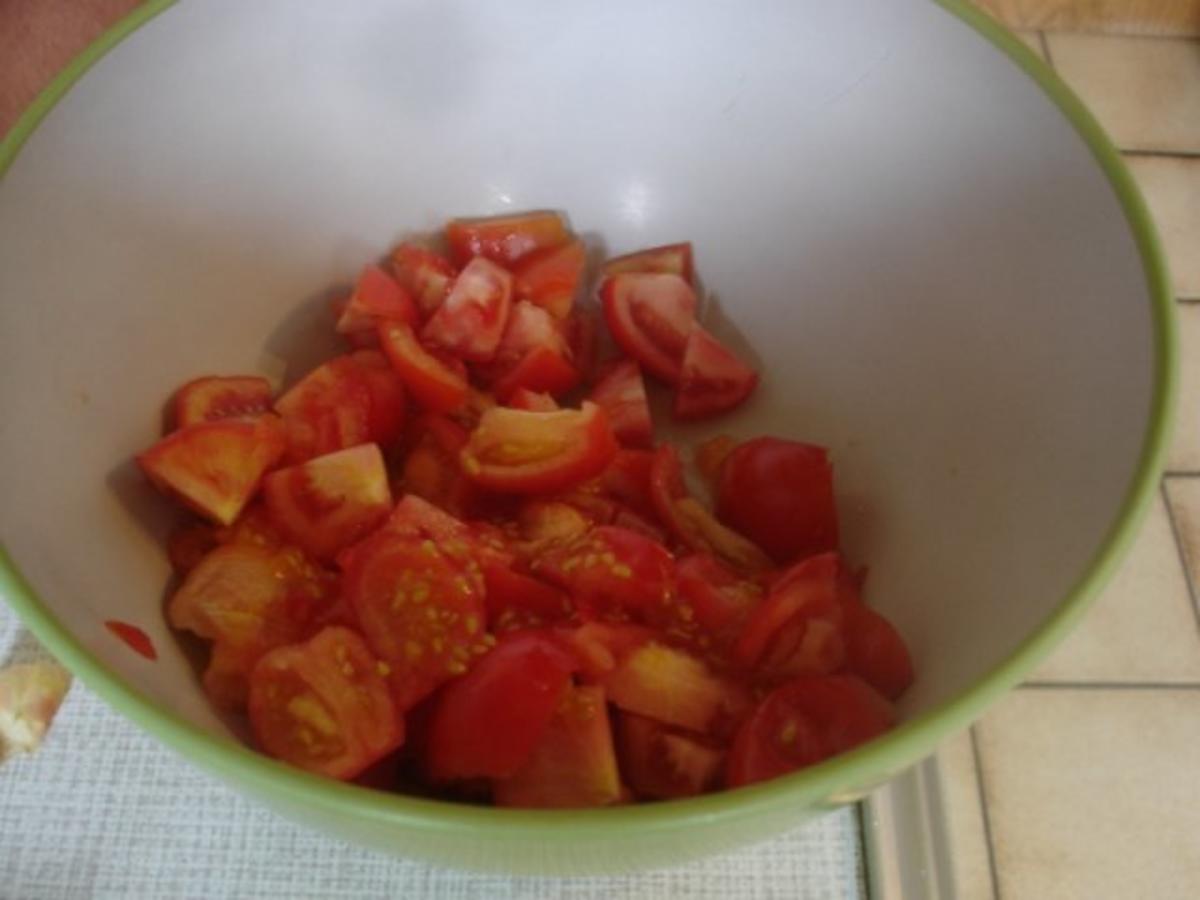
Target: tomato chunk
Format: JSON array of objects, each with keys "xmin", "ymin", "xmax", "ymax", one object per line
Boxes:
[
  {"xmin": 263, "ymin": 443, "xmax": 392, "ymax": 561},
  {"xmin": 512, "ymin": 238, "xmax": 585, "ymax": 320},
  {"xmin": 426, "ymin": 630, "xmax": 576, "ymax": 780},
  {"xmin": 673, "ymin": 327, "xmax": 759, "ymax": 420},
  {"xmin": 507, "ymin": 388, "xmax": 558, "ymax": 412},
  {"xmin": 397, "ymin": 415, "xmax": 475, "ymax": 517},
  {"xmin": 484, "ymin": 301, "xmax": 579, "ymax": 400},
  {"xmin": 482, "ymin": 564, "xmax": 572, "ymax": 630},
  {"xmin": 248, "ymin": 626, "xmax": 403, "ymax": 780},
  {"xmin": 600, "ymin": 273, "xmax": 698, "ymax": 384},
  {"xmin": 600, "ymin": 242, "xmax": 694, "ymax": 284},
  {"xmin": 377, "ymin": 320, "xmax": 468, "ymax": 414},
  {"xmin": 421, "ymin": 257, "xmax": 513, "ymax": 363},
  {"xmin": 137, "ymin": 416, "xmax": 286, "ymax": 526},
  {"xmin": 389, "ymin": 243, "xmax": 457, "ymax": 318},
  {"xmin": 675, "ymin": 553, "xmax": 763, "ymax": 649},
  {"xmin": 494, "ymin": 684, "xmax": 621, "ymax": 808},
  {"xmin": 726, "ymin": 675, "xmax": 895, "ymax": 787},
  {"xmin": 588, "ymin": 359, "xmax": 653, "ymax": 448},
  {"xmin": 843, "ymin": 600, "xmax": 915, "ymax": 701},
  {"xmin": 716, "ymin": 437, "xmax": 840, "ymax": 564},
  {"xmin": 460, "ymin": 402, "xmax": 617, "ymax": 495},
  {"xmin": 445, "ymin": 211, "xmax": 569, "ymax": 268},
  {"xmin": 618, "ymin": 712, "xmax": 724, "ymax": 800},
  {"xmin": 342, "ymin": 531, "xmax": 488, "ymax": 710},
  {"xmin": 173, "ymin": 375, "xmax": 273, "ymax": 429},
  {"xmin": 563, "ymin": 308, "xmax": 600, "ymax": 385},
  {"xmin": 335, "ymin": 264, "xmax": 417, "ymax": 336}
]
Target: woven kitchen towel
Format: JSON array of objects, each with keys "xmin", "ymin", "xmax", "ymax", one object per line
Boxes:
[{"xmin": 0, "ymin": 603, "xmax": 865, "ymax": 900}]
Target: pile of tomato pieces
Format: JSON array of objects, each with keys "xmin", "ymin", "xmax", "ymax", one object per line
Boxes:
[{"xmin": 135, "ymin": 211, "xmax": 914, "ymax": 806}]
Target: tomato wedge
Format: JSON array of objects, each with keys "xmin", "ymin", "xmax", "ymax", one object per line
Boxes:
[
  {"xmin": 426, "ymin": 630, "xmax": 576, "ymax": 780},
  {"xmin": 460, "ymin": 402, "xmax": 617, "ymax": 495},
  {"xmin": 421, "ymin": 257, "xmax": 513, "ymax": 363},
  {"xmin": 508, "ymin": 388, "xmax": 558, "ymax": 412},
  {"xmin": 389, "ymin": 243, "xmax": 457, "ymax": 318},
  {"xmin": 726, "ymin": 675, "xmax": 895, "ymax": 787},
  {"xmin": 484, "ymin": 301, "xmax": 578, "ymax": 401},
  {"xmin": 716, "ymin": 437, "xmax": 839, "ymax": 564},
  {"xmin": 262, "ymin": 443, "xmax": 393, "ymax": 561},
  {"xmin": 248, "ymin": 626, "xmax": 404, "ymax": 780},
  {"xmin": 397, "ymin": 414, "xmax": 475, "ymax": 516},
  {"xmin": 843, "ymin": 600, "xmax": 915, "ymax": 701},
  {"xmin": 335, "ymin": 264, "xmax": 417, "ymax": 337},
  {"xmin": 675, "ymin": 553, "xmax": 763, "ymax": 649},
  {"xmin": 512, "ymin": 238, "xmax": 586, "ymax": 320},
  {"xmin": 648, "ymin": 444, "xmax": 770, "ymax": 574},
  {"xmin": 377, "ymin": 320, "xmax": 468, "ymax": 414},
  {"xmin": 588, "ymin": 359, "xmax": 653, "ymax": 447},
  {"xmin": 563, "ymin": 307, "xmax": 600, "ymax": 385},
  {"xmin": 482, "ymin": 564, "xmax": 572, "ymax": 630},
  {"xmin": 342, "ymin": 530, "xmax": 489, "ymax": 710},
  {"xmin": 600, "ymin": 242, "xmax": 694, "ymax": 284},
  {"xmin": 173, "ymin": 375, "xmax": 273, "ymax": 429},
  {"xmin": 673, "ymin": 327, "xmax": 759, "ymax": 420},
  {"xmin": 137, "ymin": 415, "xmax": 286, "ymax": 526},
  {"xmin": 445, "ymin": 211, "xmax": 569, "ymax": 268},
  {"xmin": 600, "ymin": 273, "xmax": 698, "ymax": 384},
  {"xmin": 618, "ymin": 711, "xmax": 724, "ymax": 800}
]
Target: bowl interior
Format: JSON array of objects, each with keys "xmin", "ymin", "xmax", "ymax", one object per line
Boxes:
[{"xmin": 0, "ymin": 0, "xmax": 1159, "ymax": 797}]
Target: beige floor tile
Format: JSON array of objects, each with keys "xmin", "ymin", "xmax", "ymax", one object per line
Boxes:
[
  {"xmin": 1045, "ymin": 34, "xmax": 1200, "ymax": 153},
  {"xmin": 1013, "ymin": 29, "xmax": 1046, "ymax": 60},
  {"xmin": 1165, "ymin": 476, "xmax": 1200, "ymax": 590},
  {"xmin": 1032, "ymin": 492, "xmax": 1200, "ymax": 682},
  {"xmin": 936, "ymin": 729, "xmax": 997, "ymax": 900},
  {"xmin": 1128, "ymin": 155, "xmax": 1200, "ymax": 300},
  {"xmin": 1168, "ymin": 306, "xmax": 1200, "ymax": 470},
  {"xmin": 976, "ymin": 688, "xmax": 1200, "ymax": 899}
]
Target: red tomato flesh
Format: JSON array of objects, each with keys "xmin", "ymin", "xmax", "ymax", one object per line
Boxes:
[
  {"xmin": 512, "ymin": 238, "xmax": 586, "ymax": 320},
  {"xmin": 335, "ymin": 264, "xmax": 417, "ymax": 336},
  {"xmin": 600, "ymin": 273, "xmax": 698, "ymax": 384},
  {"xmin": 673, "ymin": 327, "xmax": 759, "ymax": 420},
  {"xmin": 173, "ymin": 375, "xmax": 273, "ymax": 429},
  {"xmin": 618, "ymin": 711, "xmax": 724, "ymax": 800},
  {"xmin": 377, "ymin": 320, "xmax": 468, "ymax": 414},
  {"xmin": 588, "ymin": 359, "xmax": 653, "ymax": 448},
  {"xmin": 446, "ymin": 211, "xmax": 569, "ymax": 268},
  {"xmin": 507, "ymin": 388, "xmax": 558, "ymax": 412},
  {"xmin": 600, "ymin": 243, "xmax": 694, "ymax": 284},
  {"xmin": 389, "ymin": 243, "xmax": 457, "ymax": 318},
  {"xmin": 421, "ymin": 257, "xmax": 513, "ymax": 363}
]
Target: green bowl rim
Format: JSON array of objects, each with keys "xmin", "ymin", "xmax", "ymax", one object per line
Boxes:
[{"xmin": 0, "ymin": 0, "xmax": 1177, "ymax": 841}]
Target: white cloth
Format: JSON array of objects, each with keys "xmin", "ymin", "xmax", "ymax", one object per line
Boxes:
[{"xmin": 0, "ymin": 602, "xmax": 864, "ymax": 899}]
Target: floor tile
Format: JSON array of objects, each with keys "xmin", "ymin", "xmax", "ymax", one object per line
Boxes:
[
  {"xmin": 1127, "ymin": 155, "xmax": 1200, "ymax": 299},
  {"xmin": 1032, "ymin": 492, "xmax": 1200, "ymax": 682},
  {"xmin": 1013, "ymin": 29, "xmax": 1046, "ymax": 59},
  {"xmin": 975, "ymin": 0, "xmax": 1200, "ymax": 36},
  {"xmin": 1168, "ymin": 306, "xmax": 1200, "ymax": 471},
  {"xmin": 976, "ymin": 688, "xmax": 1200, "ymax": 899},
  {"xmin": 1165, "ymin": 477, "xmax": 1200, "ymax": 604},
  {"xmin": 936, "ymin": 729, "xmax": 997, "ymax": 900},
  {"xmin": 1045, "ymin": 33, "xmax": 1200, "ymax": 153}
]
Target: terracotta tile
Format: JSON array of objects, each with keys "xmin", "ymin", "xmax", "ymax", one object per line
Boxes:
[
  {"xmin": 936, "ymin": 729, "xmax": 997, "ymax": 900},
  {"xmin": 1127, "ymin": 155, "xmax": 1200, "ymax": 299}
]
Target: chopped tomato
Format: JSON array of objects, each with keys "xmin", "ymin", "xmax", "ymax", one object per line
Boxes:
[
  {"xmin": 137, "ymin": 416, "xmax": 286, "ymax": 526},
  {"xmin": 248, "ymin": 626, "xmax": 404, "ymax": 780},
  {"xmin": 274, "ymin": 351, "xmax": 406, "ymax": 462},
  {"xmin": 600, "ymin": 242, "xmax": 694, "ymax": 284},
  {"xmin": 377, "ymin": 320, "xmax": 468, "ymax": 414},
  {"xmin": 262, "ymin": 443, "xmax": 393, "ymax": 561},
  {"xmin": 531, "ymin": 525, "xmax": 675, "ymax": 618},
  {"xmin": 482, "ymin": 564, "xmax": 572, "ymax": 629},
  {"xmin": 491, "ymin": 345, "xmax": 580, "ymax": 401},
  {"xmin": 843, "ymin": 600, "xmax": 915, "ymax": 701},
  {"xmin": 389, "ymin": 243, "xmax": 457, "ymax": 318},
  {"xmin": 508, "ymin": 388, "xmax": 558, "ymax": 412},
  {"xmin": 563, "ymin": 307, "xmax": 600, "ymax": 384},
  {"xmin": 445, "ymin": 211, "xmax": 569, "ymax": 268},
  {"xmin": 173, "ymin": 375, "xmax": 273, "ymax": 429},
  {"xmin": 618, "ymin": 712, "xmax": 724, "ymax": 800},
  {"xmin": 494, "ymin": 684, "xmax": 621, "ymax": 808},
  {"xmin": 726, "ymin": 675, "xmax": 895, "ymax": 787},
  {"xmin": 675, "ymin": 553, "xmax": 763, "ymax": 649},
  {"xmin": 603, "ymin": 641, "xmax": 749, "ymax": 736},
  {"xmin": 483, "ymin": 301, "xmax": 577, "ymax": 400},
  {"xmin": 588, "ymin": 360, "xmax": 653, "ymax": 447},
  {"xmin": 648, "ymin": 444, "xmax": 770, "ymax": 573},
  {"xmin": 421, "ymin": 257, "xmax": 513, "ymax": 363},
  {"xmin": 512, "ymin": 238, "xmax": 585, "ymax": 320},
  {"xmin": 694, "ymin": 434, "xmax": 736, "ymax": 489},
  {"xmin": 460, "ymin": 402, "xmax": 617, "ymax": 495},
  {"xmin": 166, "ymin": 522, "xmax": 219, "ymax": 574},
  {"xmin": 397, "ymin": 415, "xmax": 475, "ymax": 516},
  {"xmin": 600, "ymin": 273, "xmax": 698, "ymax": 384},
  {"xmin": 673, "ymin": 327, "xmax": 758, "ymax": 420},
  {"xmin": 595, "ymin": 448, "xmax": 657, "ymax": 520},
  {"xmin": 426, "ymin": 630, "xmax": 576, "ymax": 780},
  {"xmin": 732, "ymin": 552, "xmax": 846, "ymax": 682},
  {"xmin": 342, "ymin": 530, "xmax": 489, "ymax": 710},
  {"xmin": 559, "ymin": 621, "xmax": 655, "ymax": 681},
  {"xmin": 105, "ymin": 620, "xmax": 157, "ymax": 661},
  {"xmin": 381, "ymin": 493, "xmax": 513, "ymax": 572},
  {"xmin": 490, "ymin": 300, "xmax": 570, "ymax": 367},
  {"xmin": 716, "ymin": 437, "xmax": 839, "ymax": 564},
  {"xmin": 335, "ymin": 264, "xmax": 417, "ymax": 336},
  {"xmin": 516, "ymin": 499, "xmax": 593, "ymax": 553}
]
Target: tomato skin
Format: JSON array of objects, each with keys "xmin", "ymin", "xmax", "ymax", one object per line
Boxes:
[
  {"xmin": 166, "ymin": 522, "xmax": 219, "ymax": 574},
  {"xmin": 843, "ymin": 600, "xmax": 915, "ymax": 701},
  {"xmin": 262, "ymin": 443, "xmax": 393, "ymax": 561},
  {"xmin": 618, "ymin": 711, "xmax": 724, "ymax": 800},
  {"xmin": 716, "ymin": 437, "xmax": 839, "ymax": 564},
  {"xmin": 490, "ymin": 345, "xmax": 580, "ymax": 402},
  {"xmin": 377, "ymin": 320, "xmax": 468, "ymax": 414},
  {"xmin": 726, "ymin": 675, "xmax": 895, "ymax": 788},
  {"xmin": 512, "ymin": 238, "xmax": 585, "ymax": 320},
  {"xmin": 482, "ymin": 564, "xmax": 572, "ymax": 628},
  {"xmin": 507, "ymin": 388, "xmax": 558, "ymax": 412},
  {"xmin": 137, "ymin": 415, "xmax": 287, "ymax": 526},
  {"xmin": 460, "ymin": 402, "xmax": 618, "ymax": 495},
  {"xmin": 672, "ymin": 327, "xmax": 759, "ymax": 421},
  {"xmin": 445, "ymin": 211, "xmax": 569, "ymax": 268},
  {"xmin": 335, "ymin": 264, "xmax": 417, "ymax": 336},
  {"xmin": 397, "ymin": 415, "xmax": 476, "ymax": 517},
  {"xmin": 173, "ymin": 375, "xmax": 273, "ymax": 429},
  {"xmin": 563, "ymin": 308, "xmax": 600, "ymax": 385},
  {"xmin": 600, "ymin": 242, "xmax": 694, "ymax": 284},
  {"xmin": 600, "ymin": 273, "xmax": 698, "ymax": 384},
  {"xmin": 426, "ymin": 630, "xmax": 576, "ymax": 780},
  {"xmin": 248, "ymin": 626, "xmax": 404, "ymax": 780},
  {"xmin": 421, "ymin": 257, "xmax": 514, "ymax": 363},
  {"xmin": 675, "ymin": 553, "xmax": 763, "ymax": 649},
  {"xmin": 588, "ymin": 359, "xmax": 653, "ymax": 448},
  {"xmin": 389, "ymin": 243, "xmax": 457, "ymax": 318}
]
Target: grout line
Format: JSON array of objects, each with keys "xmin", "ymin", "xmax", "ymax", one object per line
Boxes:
[
  {"xmin": 1160, "ymin": 479, "xmax": 1200, "ymax": 635},
  {"xmin": 1165, "ymin": 471, "xmax": 1200, "ymax": 478},
  {"xmin": 1120, "ymin": 148, "xmax": 1200, "ymax": 161},
  {"xmin": 1021, "ymin": 680, "xmax": 1200, "ymax": 691},
  {"xmin": 1176, "ymin": 298, "xmax": 1200, "ymax": 305},
  {"xmin": 854, "ymin": 802, "xmax": 873, "ymax": 899},
  {"xmin": 1036, "ymin": 30, "xmax": 1053, "ymax": 68},
  {"xmin": 968, "ymin": 727, "xmax": 1004, "ymax": 900}
]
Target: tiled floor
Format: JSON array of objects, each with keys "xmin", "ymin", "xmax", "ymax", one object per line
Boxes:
[{"xmin": 939, "ymin": 21, "xmax": 1200, "ymax": 899}]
